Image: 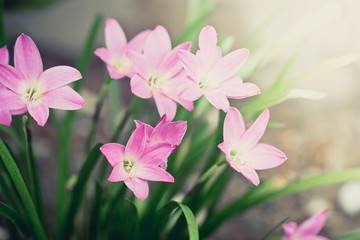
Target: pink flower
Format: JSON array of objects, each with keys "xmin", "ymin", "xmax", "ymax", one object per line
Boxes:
[
  {"xmin": 0, "ymin": 34, "xmax": 84, "ymax": 126},
  {"xmin": 94, "ymin": 18, "xmax": 150, "ymax": 79},
  {"xmin": 135, "ymin": 114, "xmax": 187, "ymax": 169},
  {"xmin": 100, "ymin": 124, "xmax": 175, "ymax": 200},
  {"xmin": 218, "ymin": 107, "xmax": 287, "ymax": 185},
  {"xmin": 282, "ymin": 210, "xmax": 329, "ymax": 240},
  {"xmin": 177, "ymin": 26, "xmax": 260, "ymax": 112},
  {"xmin": 0, "ymin": 46, "xmax": 26, "ymax": 126},
  {"xmin": 127, "ymin": 25, "xmax": 194, "ymax": 121}
]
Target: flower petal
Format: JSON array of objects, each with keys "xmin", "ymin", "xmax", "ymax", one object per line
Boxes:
[
  {"xmin": 100, "ymin": 143, "xmax": 125, "ymax": 167},
  {"xmin": 94, "ymin": 48, "xmax": 112, "ymax": 65},
  {"xmin": 282, "ymin": 222, "xmax": 298, "ymax": 237},
  {"xmin": 105, "ymin": 18, "xmax": 127, "ymax": 54},
  {"xmin": 144, "ymin": 25, "xmax": 172, "ymax": 66},
  {"xmin": 178, "ymin": 78, "xmax": 203, "ymax": 101},
  {"xmin": 297, "ymin": 210, "xmax": 328, "ymax": 236},
  {"xmin": 130, "ymin": 74, "xmax": 152, "ymax": 99},
  {"xmin": 38, "ymin": 66, "xmax": 82, "ymax": 91},
  {"xmin": 140, "ymin": 142, "xmax": 173, "ymax": 165},
  {"xmin": 0, "ymin": 64, "xmax": 25, "ymax": 92},
  {"xmin": 248, "ymin": 143, "xmax": 287, "ymax": 170},
  {"xmin": 230, "ymin": 162, "xmax": 260, "ymax": 186},
  {"xmin": 159, "ymin": 42, "xmax": 191, "ymax": 79},
  {"xmin": 218, "ymin": 142, "xmax": 232, "ymax": 157},
  {"xmin": 126, "ymin": 50, "xmax": 150, "ymax": 78},
  {"xmin": 106, "ymin": 64, "xmax": 126, "ymax": 79},
  {"xmin": 124, "ymin": 177, "xmax": 149, "ymax": 200},
  {"xmin": 125, "ymin": 124, "xmax": 146, "ymax": 159},
  {"xmin": 0, "ymin": 109, "xmax": 11, "ymax": 126},
  {"xmin": 108, "ymin": 163, "xmax": 128, "ymax": 182},
  {"xmin": 165, "ymin": 121, "xmax": 187, "ymax": 146},
  {"xmin": 136, "ymin": 164, "xmax": 174, "ymax": 182},
  {"xmin": 240, "ymin": 109, "xmax": 269, "ymax": 149},
  {"xmin": 43, "ymin": 86, "xmax": 84, "ymax": 110},
  {"xmin": 212, "ymin": 48, "xmax": 249, "ymax": 80},
  {"xmin": 222, "ymin": 77, "xmax": 260, "ymax": 99},
  {"xmin": 0, "ymin": 87, "xmax": 25, "ymax": 110},
  {"xmin": 0, "ymin": 46, "xmax": 9, "ymax": 65},
  {"xmin": 224, "ymin": 107, "xmax": 245, "ymax": 143},
  {"xmin": 153, "ymin": 92, "xmax": 177, "ymax": 122},
  {"xmin": 204, "ymin": 90, "xmax": 230, "ymax": 112},
  {"xmin": 27, "ymin": 101, "xmax": 49, "ymax": 127},
  {"xmin": 178, "ymin": 50, "xmax": 202, "ymax": 81},
  {"xmin": 126, "ymin": 29, "xmax": 151, "ymax": 52},
  {"xmin": 198, "ymin": 25, "xmax": 218, "ymax": 52},
  {"xmin": 197, "ymin": 26, "xmax": 222, "ymax": 68},
  {"xmin": 14, "ymin": 34, "xmax": 43, "ymax": 79}
]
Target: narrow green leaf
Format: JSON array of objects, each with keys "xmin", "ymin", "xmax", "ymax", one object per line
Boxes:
[
  {"xmin": 0, "ymin": 138, "xmax": 46, "ymax": 240},
  {"xmin": 88, "ymin": 181, "xmax": 103, "ymax": 240},
  {"xmin": 261, "ymin": 217, "xmax": 288, "ymax": 240},
  {"xmin": 0, "ymin": 201, "xmax": 30, "ymax": 237},
  {"xmin": 108, "ymin": 79, "xmax": 121, "ymax": 134},
  {"xmin": 332, "ymin": 229, "xmax": 360, "ymax": 240},
  {"xmin": 57, "ymin": 143, "xmax": 102, "ymax": 240},
  {"xmin": 200, "ymin": 168, "xmax": 360, "ymax": 238}
]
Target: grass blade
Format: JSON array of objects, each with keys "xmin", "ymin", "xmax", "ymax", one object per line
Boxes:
[{"xmin": 0, "ymin": 201, "xmax": 30, "ymax": 237}]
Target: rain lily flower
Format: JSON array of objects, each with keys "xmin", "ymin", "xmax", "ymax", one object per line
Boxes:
[
  {"xmin": 127, "ymin": 25, "xmax": 193, "ymax": 121},
  {"xmin": 218, "ymin": 107, "xmax": 287, "ymax": 185},
  {"xmin": 135, "ymin": 114, "xmax": 187, "ymax": 169},
  {"xmin": 0, "ymin": 34, "xmax": 84, "ymax": 126},
  {"xmin": 95, "ymin": 18, "xmax": 150, "ymax": 79},
  {"xmin": 100, "ymin": 124, "xmax": 175, "ymax": 200},
  {"xmin": 178, "ymin": 25, "xmax": 260, "ymax": 112},
  {"xmin": 282, "ymin": 210, "xmax": 328, "ymax": 240},
  {"xmin": 0, "ymin": 46, "xmax": 26, "ymax": 126}
]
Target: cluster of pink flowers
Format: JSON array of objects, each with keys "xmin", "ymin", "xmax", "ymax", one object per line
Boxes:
[
  {"xmin": 0, "ymin": 35, "xmax": 84, "ymax": 126},
  {"xmin": 97, "ymin": 19, "xmax": 287, "ymax": 199}
]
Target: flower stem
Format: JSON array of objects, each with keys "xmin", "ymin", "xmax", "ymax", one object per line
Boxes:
[
  {"xmin": 197, "ymin": 156, "xmax": 227, "ymax": 184},
  {"xmin": 85, "ymin": 76, "xmax": 113, "ymax": 152}
]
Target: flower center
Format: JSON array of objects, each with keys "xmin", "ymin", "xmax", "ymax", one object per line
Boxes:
[
  {"xmin": 230, "ymin": 150, "xmax": 253, "ymax": 166},
  {"xmin": 112, "ymin": 57, "xmax": 130, "ymax": 74},
  {"xmin": 123, "ymin": 159, "xmax": 136, "ymax": 178},
  {"xmin": 198, "ymin": 79, "xmax": 208, "ymax": 90},
  {"xmin": 21, "ymin": 81, "xmax": 45, "ymax": 103},
  {"xmin": 148, "ymin": 76, "xmax": 167, "ymax": 91}
]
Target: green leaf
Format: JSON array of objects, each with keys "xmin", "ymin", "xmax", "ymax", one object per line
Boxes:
[
  {"xmin": 0, "ymin": 201, "xmax": 30, "ymax": 237},
  {"xmin": 261, "ymin": 217, "xmax": 288, "ymax": 240},
  {"xmin": 332, "ymin": 229, "xmax": 360, "ymax": 240},
  {"xmin": 0, "ymin": 138, "xmax": 46, "ymax": 240},
  {"xmin": 57, "ymin": 143, "xmax": 102, "ymax": 240},
  {"xmin": 88, "ymin": 181, "xmax": 103, "ymax": 240},
  {"xmin": 200, "ymin": 168, "xmax": 360, "ymax": 238},
  {"xmin": 159, "ymin": 201, "xmax": 199, "ymax": 240}
]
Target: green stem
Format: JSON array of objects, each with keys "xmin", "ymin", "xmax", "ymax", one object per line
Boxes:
[
  {"xmin": 197, "ymin": 157, "xmax": 226, "ymax": 184},
  {"xmin": 85, "ymin": 77, "xmax": 113, "ymax": 152}
]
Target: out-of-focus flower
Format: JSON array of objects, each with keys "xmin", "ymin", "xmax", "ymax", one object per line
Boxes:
[
  {"xmin": 95, "ymin": 18, "xmax": 150, "ymax": 79},
  {"xmin": 100, "ymin": 125, "xmax": 175, "ymax": 200},
  {"xmin": 282, "ymin": 210, "xmax": 328, "ymax": 240},
  {"xmin": 218, "ymin": 107, "xmax": 286, "ymax": 185},
  {"xmin": 127, "ymin": 25, "xmax": 193, "ymax": 121},
  {"xmin": 178, "ymin": 25, "xmax": 260, "ymax": 112},
  {"xmin": 135, "ymin": 114, "xmax": 187, "ymax": 169},
  {"xmin": 0, "ymin": 34, "xmax": 84, "ymax": 126}
]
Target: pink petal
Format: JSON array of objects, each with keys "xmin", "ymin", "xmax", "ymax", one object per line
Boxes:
[
  {"xmin": 0, "ymin": 88, "xmax": 25, "ymax": 110},
  {"xmin": 94, "ymin": 48, "xmax": 112, "ymax": 65},
  {"xmin": 100, "ymin": 143, "xmax": 125, "ymax": 167},
  {"xmin": 149, "ymin": 115, "xmax": 167, "ymax": 141},
  {"xmin": 126, "ymin": 50, "xmax": 150, "ymax": 78},
  {"xmin": 10, "ymin": 108, "xmax": 27, "ymax": 115},
  {"xmin": 230, "ymin": 162, "xmax": 260, "ymax": 186},
  {"xmin": 124, "ymin": 177, "xmax": 149, "ymax": 200},
  {"xmin": 159, "ymin": 42, "xmax": 191, "ymax": 79},
  {"xmin": 224, "ymin": 107, "xmax": 245, "ymax": 143},
  {"xmin": 130, "ymin": 74, "xmax": 152, "ymax": 99},
  {"xmin": 0, "ymin": 64, "xmax": 25, "ymax": 93},
  {"xmin": 222, "ymin": 77, "xmax": 260, "ymax": 99},
  {"xmin": 218, "ymin": 142, "xmax": 232, "ymax": 157},
  {"xmin": 105, "ymin": 18, "xmax": 127, "ymax": 54},
  {"xmin": 282, "ymin": 222, "xmax": 298, "ymax": 239},
  {"xmin": 144, "ymin": 25, "xmax": 172, "ymax": 66},
  {"xmin": 0, "ymin": 109, "xmax": 11, "ymax": 126},
  {"xmin": 297, "ymin": 210, "xmax": 328, "ymax": 236},
  {"xmin": 165, "ymin": 121, "xmax": 187, "ymax": 146},
  {"xmin": 204, "ymin": 90, "xmax": 230, "ymax": 112},
  {"xmin": 197, "ymin": 26, "xmax": 222, "ymax": 68},
  {"xmin": 0, "ymin": 46, "xmax": 9, "ymax": 65},
  {"xmin": 301, "ymin": 237, "xmax": 328, "ymax": 240},
  {"xmin": 106, "ymin": 64, "xmax": 126, "ymax": 79},
  {"xmin": 27, "ymin": 101, "xmax": 49, "ymax": 127},
  {"xmin": 177, "ymin": 98, "xmax": 194, "ymax": 111},
  {"xmin": 248, "ymin": 143, "xmax": 287, "ymax": 170},
  {"xmin": 177, "ymin": 78, "xmax": 202, "ymax": 101},
  {"xmin": 140, "ymin": 142, "xmax": 173, "ymax": 165},
  {"xmin": 125, "ymin": 124, "xmax": 146, "ymax": 159},
  {"xmin": 178, "ymin": 50, "xmax": 202, "ymax": 81},
  {"xmin": 39, "ymin": 66, "xmax": 82, "ymax": 91},
  {"xmin": 108, "ymin": 163, "xmax": 128, "ymax": 182},
  {"xmin": 43, "ymin": 86, "xmax": 84, "ymax": 110},
  {"xmin": 136, "ymin": 164, "xmax": 174, "ymax": 182},
  {"xmin": 212, "ymin": 48, "xmax": 249, "ymax": 80},
  {"xmin": 153, "ymin": 92, "xmax": 177, "ymax": 122},
  {"xmin": 126, "ymin": 29, "xmax": 151, "ymax": 52},
  {"xmin": 14, "ymin": 34, "xmax": 43, "ymax": 79},
  {"xmin": 240, "ymin": 109, "xmax": 269, "ymax": 149},
  {"xmin": 134, "ymin": 120, "xmax": 154, "ymax": 140}
]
